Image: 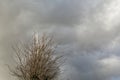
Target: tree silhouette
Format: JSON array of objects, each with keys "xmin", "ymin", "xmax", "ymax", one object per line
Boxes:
[{"xmin": 9, "ymin": 34, "xmax": 63, "ymax": 80}]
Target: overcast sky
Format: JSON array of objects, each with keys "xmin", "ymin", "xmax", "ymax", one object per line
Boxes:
[{"xmin": 0, "ymin": 0, "xmax": 120, "ymax": 80}]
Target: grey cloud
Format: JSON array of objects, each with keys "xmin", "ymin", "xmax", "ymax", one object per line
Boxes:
[{"xmin": 0, "ymin": 0, "xmax": 120, "ymax": 80}]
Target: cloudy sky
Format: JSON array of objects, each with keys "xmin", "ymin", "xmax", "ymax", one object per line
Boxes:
[{"xmin": 1, "ymin": 0, "xmax": 120, "ymax": 80}]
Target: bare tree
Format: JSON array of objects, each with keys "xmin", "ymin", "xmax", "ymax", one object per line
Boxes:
[{"xmin": 9, "ymin": 34, "xmax": 63, "ymax": 80}]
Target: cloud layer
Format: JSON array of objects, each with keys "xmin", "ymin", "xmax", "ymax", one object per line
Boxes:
[{"xmin": 0, "ymin": 0, "xmax": 120, "ymax": 80}]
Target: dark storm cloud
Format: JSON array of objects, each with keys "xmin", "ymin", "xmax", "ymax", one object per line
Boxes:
[{"xmin": 0, "ymin": 0, "xmax": 120, "ymax": 80}]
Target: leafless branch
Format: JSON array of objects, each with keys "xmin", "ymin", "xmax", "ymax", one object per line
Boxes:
[{"xmin": 9, "ymin": 34, "xmax": 63, "ymax": 80}]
